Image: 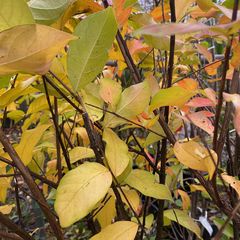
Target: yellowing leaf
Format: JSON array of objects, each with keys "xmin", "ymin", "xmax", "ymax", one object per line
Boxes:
[
  {"xmin": 0, "ymin": 24, "xmax": 76, "ymax": 76},
  {"xmin": 221, "ymin": 173, "xmax": 240, "ymax": 197},
  {"xmin": 231, "ymin": 44, "xmax": 240, "ymax": 69},
  {"xmin": 27, "ymin": 95, "xmax": 54, "ymax": 114},
  {"xmin": 67, "ymin": 7, "xmax": 118, "ymax": 90},
  {"xmin": 150, "ymin": 86, "xmax": 196, "ymax": 111},
  {"xmin": 90, "ymin": 221, "xmax": 138, "ymax": 240},
  {"xmin": 173, "ymin": 140, "xmax": 217, "ymax": 179},
  {"xmin": 132, "ymin": 214, "xmax": 154, "ymax": 229},
  {"xmin": 62, "ymin": 147, "xmax": 95, "ymax": 167},
  {"xmin": 0, "ymin": 76, "xmax": 37, "ymax": 109},
  {"xmin": 164, "ymin": 209, "xmax": 201, "ymax": 238},
  {"xmin": 113, "ymin": 0, "xmax": 132, "ymax": 27},
  {"xmin": 177, "ymin": 190, "xmax": 191, "ymax": 210},
  {"xmin": 103, "ymin": 128, "xmax": 131, "ymax": 180},
  {"xmin": 0, "ymin": 0, "xmax": 34, "ymax": 32},
  {"xmin": 205, "ymin": 61, "xmax": 222, "ymax": 75},
  {"xmin": 0, "ymin": 204, "xmax": 15, "ymax": 214},
  {"xmin": 124, "ymin": 169, "xmax": 173, "ymax": 201},
  {"xmin": 14, "ymin": 124, "xmax": 51, "ymax": 165},
  {"xmin": 196, "ymin": 44, "xmax": 213, "ymax": 63},
  {"xmin": 104, "ymin": 81, "xmax": 151, "ymax": 127},
  {"xmin": 175, "ymin": 0, "xmax": 194, "ymax": 22},
  {"xmin": 99, "ymin": 78, "xmax": 122, "ymax": 108},
  {"xmin": 95, "ymin": 195, "xmax": 116, "ymax": 229},
  {"xmin": 196, "ymin": 0, "xmax": 214, "ymax": 11},
  {"xmin": 55, "ymin": 162, "xmax": 112, "ymax": 228}
]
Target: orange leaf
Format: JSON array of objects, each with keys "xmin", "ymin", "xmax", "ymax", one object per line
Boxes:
[
  {"xmin": 176, "ymin": 78, "xmax": 199, "ymax": 91},
  {"xmin": 205, "ymin": 61, "xmax": 222, "ymax": 75},
  {"xmin": 113, "ymin": 0, "xmax": 132, "ymax": 27},
  {"xmin": 196, "ymin": 44, "xmax": 212, "ymax": 63},
  {"xmin": 150, "ymin": 5, "xmax": 170, "ymax": 22},
  {"xmin": 177, "ymin": 190, "xmax": 191, "ymax": 210},
  {"xmin": 231, "ymin": 44, "xmax": 240, "ymax": 69}
]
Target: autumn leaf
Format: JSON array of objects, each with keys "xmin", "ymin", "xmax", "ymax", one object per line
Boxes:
[
  {"xmin": 0, "ymin": 24, "xmax": 76, "ymax": 76},
  {"xmin": 221, "ymin": 173, "xmax": 240, "ymax": 197},
  {"xmin": 113, "ymin": 0, "xmax": 132, "ymax": 27},
  {"xmin": 174, "ymin": 140, "xmax": 217, "ymax": 179}
]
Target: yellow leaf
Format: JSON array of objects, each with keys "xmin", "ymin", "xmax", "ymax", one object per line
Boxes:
[
  {"xmin": 150, "ymin": 86, "xmax": 196, "ymax": 111},
  {"xmin": 0, "ymin": 24, "xmax": 76, "ymax": 76},
  {"xmin": 132, "ymin": 214, "xmax": 154, "ymax": 229},
  {"xmin": 27, "ymin": 95, "xmax": 54, "ymax": 114},
  {"xmin": 62, "ymin": 147, "xmax": 95, "ymax": 167},
  {"xmin": 95, "ymin": 195, "xmax": 116, "ymax": 229},
  {"xmin": 14, "ymin": 124, "xmax": 51, "ymax": 165},
  {"xmin": 177, "ymin": 189, "xmax": 191, "ymax": 210},
  {"xmin": 90, "ymin": 221, "xmax": 138, "ymax": 240},
  {"xmin": 0, "ymin": 204, "xmax": 15, "ymax": 214},
  {"xmin": 124, "ymin": 169, "xmax": 173, "ymax": 201},
  {"xmin": 99, "ymin": 78, "xmax": 122, "ymax": 108},
  {"xmin": 0, "ymin": 76, "xmax": 37, "ymax": 109},
  {"xmin": 173, "ymin": 140, "xmax": 217, "ymax": 180},
  {"xmin": 164, "ymin": 209, "xmax": 201, "ymax": 239},
  {"xmin": 221, "ymin": 173, "xmax": 240, "ymax": 197},
  {"xmin": 231, "ymin": 44, "xmax": 240, "ymax": 69},
  {"xmin": 103, "ymin": 128, "xmax": 131, "ymax": 180},
  {"xmin": 55, "ymin": 162, "xmax": 112, "ymax": 228}
]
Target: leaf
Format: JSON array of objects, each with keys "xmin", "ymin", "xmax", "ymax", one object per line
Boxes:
[
  {"xmin": 67, "ymin": 7, "xmax": 118, "ymax": 90},
  {"xmin": 196, "ymin": 44, "xmax": 213, "ymax": 63},
  {"xmin": 124, "ymin": 0, "xmax": 137, "ymax": 8},
  {"xmin": 183, "ymin": 111, "xmax": 214, "ymax": 135},
  {"xmin": 175, "ymin": 0, "xmax": 194, "ymax": 22},
  {"xmin": 113, "ymin": 0, "xmax": 132, "ymax": 27},
  {"xmin": 62, "ymin": 147, "xmax": 95, "ymax": 167},
  {"xmin": 54, "ymin": 162, "xmax": 112, "ymax": 227},
  {"xmin": 164, "ymin": 209, "xmax": 201, "ymax": 238},
  {"xmin": 205, "ymin": 61, "xmax": 222, "ymax": 75},
  {"xmin": 150, "ymin": 86, "xmax": 196, "ymax": 111},
  {"xmin": 186, "ymin": 97, "xmax": 215, "ymax": 108},
  {"xmin": 54, "ymin": 0, "xmax": 103, "ymax": 29},
  {"xmin": 99, "ymin": 78, "xmax": 122, "ymax": 107},
  {"xmin": 0, "ymin": 24, "xmax": 76, "ymax": 76},
  {"xmin": 173, "ymin": 140, "xmax": 217, "ymax": 179},
  {"xmin": 28, "ymin": 0, "xmax": 69, "ymax": 25},
  {"xmin": 103, "ymin": 128, "xmax": 131, "ymax": 180},
  {"xmin": 0, "ymin": 204, "xmax": 15, "ymax": 214},
  {"xmin": 0, "ymin": 0, "xmax": 34, "ymax": 32},
  {"xmin": 124, "ymin": 169, "xmax": 173, "ymax": 201},
  {"xmin": 132, "ymin": 214, "xmax": 154, "ymax": 229},
  {"xmin": 221, "ymin": 173, "xmax": 240, "ymax": 197},
  {"xmin": 90, "ymin": 221, "xmax": 138, "ymax": 240},
  {"xmin": 104, "ymin": 81, "xmax": 151, "ymax": 127},
  {"xmin": 177, "ymin": 190, "xmax": 191, "ymax": 210},
  {"xmin": 231, "ymin": 44, "xmax": 240, "ymax": 69},
  {"xmin": 223, "ymin": 92, "xmax": 240, "ymax": 135},
  {"xmin": 95, "ymin": 195, "xmax": 116, "ymax": 228},
  {"xmin": 15, "ymin": 124, "xmax": 51, "ymax": 165},
  {"xmin": 27, "ymin": 95, "xmax": 54, "ymax": 114},
  {"xmin": 0, "ymin": 76, "xmax": 37, "ymax": 109},
  {"xmin": 196, "ymin": 0, "xmax": 214, "ymax": 11}
]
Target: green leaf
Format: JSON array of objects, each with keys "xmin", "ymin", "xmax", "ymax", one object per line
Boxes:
[
  {"xmin": 55, "ymin": 162, "xmax": 112, "ymax": 227},
  {"xmin": 164, "ymin": 209, "xmax": 201, "ymax": 239},
  {"xmin": 124, "ymin": 169, "xmax": 173, "ymax": 201},
  {"xmin": 103, "ymin": 128, "xmax": 131, "ymax": 180},
  {"xmin": 67, "ymin": 7, "xmax": 118, "ymax": 90},
  {"xmin": 0, "ymin": 24, "xmax": 76, "ymax": 76},
  {"xmin": 150, "ymin": 86, "xmax": 196, "ymax": 111},
  {"xmin": 0, "ymin": 75, "xmax": 12, "ymax": 88},
  {"xmin": 62, "ymin": 147, "xmax": 95, "ymax": 167},
  {"xmin": 28, "ymin": 0, "xmax": 69, "ymax": 25},
  {"xmin": 124, "ymin": 0, "xmax": 137, "ymax": 8},
  {"xmin": 7, "ymin": 110, "xmax": 25, "ymax": 122},
  {"xmin": 0, "ymin": 0, "xmax": 34, "ymax": 32},
  {"xmin": 104, "ymin": 81, "xmax": 151, "ymax": 128},
  {"xmin": 90, "ymin": 221, "xmax": 138, "ymax": 240}
]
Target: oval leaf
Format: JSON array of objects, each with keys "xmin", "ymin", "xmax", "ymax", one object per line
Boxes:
[
  {"xmin": 0, "ymin": 0, "xmax": 34, "ymax": 32},
  {"xmin": 164, "ymin": 209, "xmax": 201, "ymax": 238},
  {"xmin": 54, "ymin": 162, "xmax": 112, "ymax": 227},
  {"xmin": 91, "ymin": 221, "xmax": 138, "ymax": 240},
  {"xmin": 0, "ymin": 24, "xmax": 76, "ymax": 76},
  {"xmin": 28, "ymin": 0, "xmax": 69, "ymax": 25},
  {"xmin": 173, "ymin": 140, "xmax": 217, "ymax": 179},
  {"xmin": 124, "ymin": 169, "xmax": 172, "ymax": 201},
  {"xmin": 103, "ymin": 128, "xmax": 131, "ymax": 180},
  {"xmin": 67, "ymin": 7, "xmax": 118, "ymax": 90}
]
